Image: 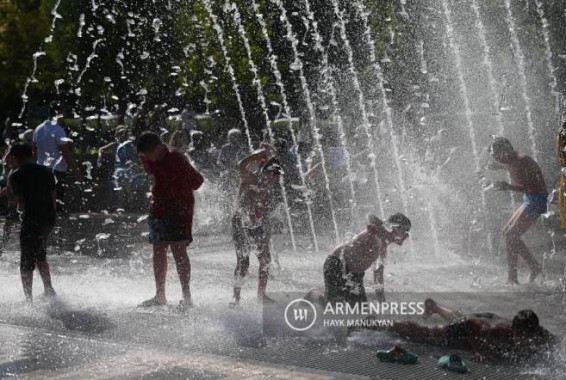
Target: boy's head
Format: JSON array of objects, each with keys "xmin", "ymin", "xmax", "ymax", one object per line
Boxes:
[
  {"xmin": 261, "ymin": 157, "xmax": 283, "ymax": 185},
  {"xmin": 512, "ymin": 310, "xmax": 540, "ymax": 337},
  {"xmin": 490, "ymin": 136, "xmax": 516, "ymax": 164},
  {"xmin": 388, "ymin": 213, "xmax": 411, "ymax": 245},
  {"xmin": 7, "ymin": 143, "xmax": 33, "ymax": 168},
  {"xmin": 227, "ymin": 128, "xmax": 242, "ymax": 146},
  {"xmin": 136, "ymin": 132, "xmax": 163, "ymax": 161}
]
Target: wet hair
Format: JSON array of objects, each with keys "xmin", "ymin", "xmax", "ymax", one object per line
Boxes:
[
  {"xmin": 48, "ymin": 101, "xmax": 63, "ymax": 118},
  {"xmin": 136, "ymin": 131, "xmax": 162, "ymax": 153},
  {"xmin": 115, "ymin": 125, "xmax": 128, "ymax": 138},
  {"xmin": 512, "ymin": 310, "xmax": 539, "ymax": 333},
  {"xmin": 227, "ymin": 128, "xmax": 242, "ymax": 140},
  {"xmin": 490, "ymin": 136, "xmax": 514, "ymax": 156},
  {"xmin": 388, "ymin": 213, "xmax": 411, "ymax": 231},
  {"xmin": 8, "ymin": 143, "xmax": 33, "ymax": 159},
  {"xmin": 191, "ymin": 130, "xmax": 210, "ymax": 151},
  {"xmin": 261, "ymin": 157, "xmax": 283, "ymax": 175}
]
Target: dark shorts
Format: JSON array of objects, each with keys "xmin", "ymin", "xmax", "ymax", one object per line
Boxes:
[
  {"xmin": 20, "ymin": 223, "xmax": 54, "ymax": 271},
  {"xmin": 148, "ymin": 199, "xmax": 193, "ymax": 244},
  {"xmin": 231, "ymin": 214, "xmax": 270, "ymax": 259},
  {"xmin": 323, "ymin": 255, "xmax": 367, "ymax": 306},
  {"xmin": 445, "ymin": 313, "xmax": 499, "ymax": 349},
  {"xmin": 523, "ymin": 193, "xmax": 548, "ymax": 218}
]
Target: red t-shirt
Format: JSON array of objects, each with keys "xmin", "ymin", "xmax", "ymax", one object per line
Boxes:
[{"xmin": 142, "ymin": 147, "xmax": 204, "ymax": 225}]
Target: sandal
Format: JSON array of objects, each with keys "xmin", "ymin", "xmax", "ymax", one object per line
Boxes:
[
  {"xmin": 438, "ymin": 354, "xmax": 468, "ymax": 373},
  {"xmin": 376, "ymin": 345, "xmax": 418, "ymax": 364}
]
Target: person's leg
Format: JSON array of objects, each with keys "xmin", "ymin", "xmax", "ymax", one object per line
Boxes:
[
  {"xmin": 323, "ymin": 255, "xmax": 346, "ymax": 303},
  {"xmin": 19, "ymin": 225, "xmax": 36, "ymax": 302},
  {"xmin": 153, "ymin": 242, "xmax": 168, "ymax": 302},
  {"xmin": 171, "ymin": 241, "xmax": 191, "ymax": 305},
  {"xmin": 503, "ymin": 206, "xmax": 539, "ymax": 283},
  {"xmin": 54, "ymin": 171, "xmax": 68, "ymax": 215},
  {"xmin": 231, "ymin": 216, "xmax": 249, "ymax": 306},
  {"xmin": 256, "ymin": 227, "xmax": 271, "ymax": 301},
  {"xmin": 373, "ymin": 264, "xmax": 385, "ymax": 302},
  {"xmin": 424, "ymin": 298, "xmax": 465, "ymax": 321},
  {"xmin": 35, "ymin": 226, "xmax": 55, "ymax": 296}
]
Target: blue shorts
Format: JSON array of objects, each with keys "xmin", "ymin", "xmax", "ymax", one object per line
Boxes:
[{"xmin": 523, "ymin": 193, "xmax": 548, "ymax": 218}]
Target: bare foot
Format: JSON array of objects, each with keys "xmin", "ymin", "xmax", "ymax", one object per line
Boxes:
[
  {"xmin": 138, "ymin": 296, "xmax": 167, "ymax": 307},
  {"xmin": 229, "ymin": 297, "xmax": 240, "ymax": 308},
  {"xmin": 529, "ymin": 266, "xmax": 542, "ymax": 283},
  {"xmin": 258, "ymin": 295, "xmax": 275, "ymax": 304},
  {"xmin": 423, "ymin": 298, "xmax": 438, "ymax": 319},
  {"xmin": 507, "ymin": 278, "xmax": 520, "ymax": 286},
  {"xmin": 44, "ymin": 288, "xmax": 57, "ymax": 298}
]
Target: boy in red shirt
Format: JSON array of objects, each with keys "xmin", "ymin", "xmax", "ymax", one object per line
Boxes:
[{"xmin": 136, "ymin": 132, "xmax": 204, "ymax": 309}]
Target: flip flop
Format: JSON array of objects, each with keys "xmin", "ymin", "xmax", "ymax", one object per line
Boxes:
[
  {"xmin": 438, "ymin": 354, "xmax": 468, "ymax": 373},
  {"xmin": 376, "ymin": 345, "xmax": 418, "ymax": 364}
]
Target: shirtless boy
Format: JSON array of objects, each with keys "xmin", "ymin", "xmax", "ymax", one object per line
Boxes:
[
  {"xmin": 323, "ymin": 213, "xmax": 411, "ymax": 306},
  {"xmin": 230, "ymin": 148, "xmax": 283, "ymax": 307},
  {"xmin": 487, "ymin": 137, "xmax": 547, "ymax": 284}
]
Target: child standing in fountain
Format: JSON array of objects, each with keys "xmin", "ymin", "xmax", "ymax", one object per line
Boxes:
[
  {"xmin": 230, "ymin": 147, "xmax": 283, "ymax": 307},
  {"xmin": 6, "ymin": 143, "xmax": 57, "ymax": 301},
  {"xmin": 487, "ymin": 137, "xmax": 547, "ymax": 284},
  {"xmin": 136, "ymin": 132, "xmax": 204, "ymax": 309}
]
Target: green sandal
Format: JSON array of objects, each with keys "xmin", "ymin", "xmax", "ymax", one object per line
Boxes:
[
  {"xmin": 376, "ymin": 345, "xmax": 418, "ymax": 364},
  {"xmin": 438, "ymin": 354, "xmax": 468, "ymax": 373}
]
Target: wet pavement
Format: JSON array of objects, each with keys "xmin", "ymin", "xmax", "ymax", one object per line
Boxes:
[{"xmin": 0, "ymin": 213, "xmax": 565, "ymax": 379}]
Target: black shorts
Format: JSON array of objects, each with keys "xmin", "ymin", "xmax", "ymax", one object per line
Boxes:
[
  {"xmin": 231, "ymin": 214, "xmax": 270, "ymax": 259},
  {"xmin": 148, "ymin": 214, "xmax": 191, "ymax": 244},
  {"xmin": 323, "ymin": 255, "xmax": 367, "ymax": 306},
  {"xmin": 20, "ymin": 223, "xmax": 53, "ymax": 271}
]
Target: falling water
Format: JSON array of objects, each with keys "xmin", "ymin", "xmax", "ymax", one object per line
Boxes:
[
  {"xmin": 271, "ymin": 0, "xmax": 340, "ymax": 246},
  {"xmin": 440, "ymin": 0, "xmax": 493, "ymax": 255},
  {"xmin": 414, "ymin": 37, "xmax": 441, "ymax": 258},
  {"xmin": 202, "ymin": 0, "xmax": 254, "ymax": 152},
  {"xmin": 19, "ymin": 0, "xmax": 66, "ymax": 119},
  {"xmin": 503, "ymin": 0, "xmax": 539, "ymax": 162},
  {"xmin": 534, "ymin": 0, "xmax": 561, "ymax": 113},
  {"xmin": 302, "ymin": 0, "xmax": 358, "ymax": 224},
  {"xmin": 76, "ymin": 39, "xmax": 105, "ymax": 85},
  {"xmin": 351, "ymin": 1, "xmax": 411, "ymax": 217},
  {"xmin": 470, "ymin": 0, "xmax": 515, "ymax": 214},
  {"xmin": 470, "ymin": 0, "xmax": 504, "ymax": 134},
  {"xmin": 250, "ymin": 0, "xmax": 318, "ymax": 248},
  {"xmin": 329, "ymin": 0, "xmax": 386, "ymax": 219},
  {"xmin": 226, "ymin": 2, "xmax": 296, "ymax": 251}
]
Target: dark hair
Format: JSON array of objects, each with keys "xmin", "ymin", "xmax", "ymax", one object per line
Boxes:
[
  {"xmin": 261, "ymin": 157, "xmax": 283, "ymax": 175},
  {"xmin": 490, "ymin": 136, "xmax": 514, "ymax": 156},
  {"xmin": 191, "ymin": 130, "xmax": 210, "ymax": 151},
  {"xmin": 512, "ymin": 310, "xmax": 539, "ymax": 333},
  {"xmin": 136, "ymin": 131, "xmax": 162, "ymax": 153},
  {"xmin": 8, "ymin": 143, "xmax": 33, "ymax": 159},
  {"xmin": 388, "ymin": 213, "xmax": 411, "ymax": 230},
  {"xmin": 48, "ymin": 101, "xmax": 63, "ymax": 118}
]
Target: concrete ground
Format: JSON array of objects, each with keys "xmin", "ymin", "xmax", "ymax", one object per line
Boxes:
[{"xmin": 0, "ymin": 213, "xmax": 565, "ymax": 379}]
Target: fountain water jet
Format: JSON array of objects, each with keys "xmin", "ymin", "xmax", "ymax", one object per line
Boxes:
[
  {"xmin": 225, "ymin": 1, "xmax": 296, "ymax": 251},
  {"xmin": 439, "ymin": 0, "xmax": 493, "ymax": 255},
  {"xmin": 249, "ymin": 0, "xmax": 319, "ymax": 247},
  {"xmin": 271, "ymin": 0, "xmax": 340, "ymax": 247}
]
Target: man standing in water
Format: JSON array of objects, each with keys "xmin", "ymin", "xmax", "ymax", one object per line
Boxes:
[
  {"xmin": 230, "ymin": 147, "xmax": 283, "ymax": 307},
  {"xmin": 488, "ymin": 137, "xmax": 547, "ymax": 284}
]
